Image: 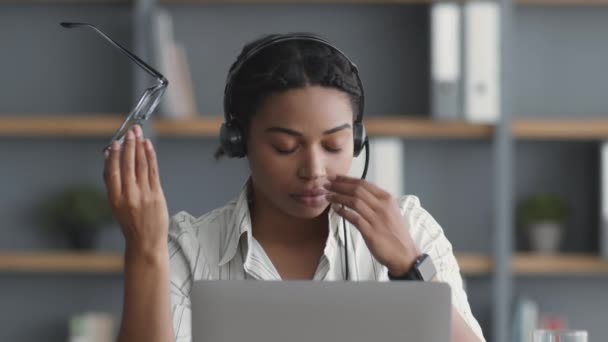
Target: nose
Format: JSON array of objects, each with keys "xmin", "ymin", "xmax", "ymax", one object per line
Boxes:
[{"xmin": 297, "ymin": 146, "xmax": 326, "ymax": 181}]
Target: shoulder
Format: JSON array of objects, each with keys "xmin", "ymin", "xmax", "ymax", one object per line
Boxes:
[
  {"xmin": 169, "ymin": 199, "xmax": 236, "ymax": 238},
  {"xmin": 168, "ymin": 199, "xmax": 237, "ymax": 263},
  {"xmin": 395, "ymin": 194, "xmax": 447, "ymax": 251}
]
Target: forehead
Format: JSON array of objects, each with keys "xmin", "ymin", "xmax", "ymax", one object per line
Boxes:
[{"xmin": 252, "ymin": 85, "xmax": 354, "ymax": 129}]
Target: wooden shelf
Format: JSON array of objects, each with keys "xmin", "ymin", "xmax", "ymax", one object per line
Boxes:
[
  {"xmin": 516, "ymin": 0, "xmax": 608, "ymax": 5},
  {"xmin": 512, "ymin": 253, "xmax": 608, "ymax": 275},
  {"xmin": 3, "ymin": 115, "xmax": 608, "ymax": 141},
  {"xmin": 155, "ymin": 116, "xmax": 494, "ymax": 139},
  {"xmin": 0, "ymin": 115, "xmax": 495, "ymax": 140},
  {"xmin": 160, "ymin": 0, "xmax": 432, "ymax": 4},
  {"xmin": 2, "ymin": 252, "xmax": 606, "ymax": 275},
  {"xmin": 0, "ymin": 115, "xmax": 124, "ymax": 137},
  {"xmin": 162, "ymin": 0, "xmax": 608, "ymax": 5},
  {"xmin": 458, "ymin": 254, "xmax": 608, "ymax": 276},
  {"xmin": 0, "ymin": 251, "xmax": 488, "ymax": 275},
  {"xmin": 365, "ymin": 117, "xmax": 493, "ymax": 139},
  {"xmin": 0, "ymin": 252, "xmax": 123, "ymax": 273},
  {"xmin": 513, "ymin": 118, "xmax": 608, "ymax": 140},
  {"xmin": 457, "ymin": 254, "xmax": 493, "ymax": 275},
  {"xmin": 0, "ymin": 0, "xmax": 130, "ymax": 3},
  {"xmin": 155, "ymin": 117, "xmax": 223, "ymax": 136}
]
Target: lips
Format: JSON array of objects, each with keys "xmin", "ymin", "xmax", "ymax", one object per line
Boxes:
[
  {"xmin": 296, "ymin": 189, "xmax": 328, "ymax": 197},
  {"xmin": 290, "ymin": 188, "xmax": 329, "ymax": 207}
]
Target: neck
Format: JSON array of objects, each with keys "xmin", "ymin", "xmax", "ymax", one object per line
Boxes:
[{"xmin": 249, "ymin": 184, "xmax": 329, "ymax": 246}]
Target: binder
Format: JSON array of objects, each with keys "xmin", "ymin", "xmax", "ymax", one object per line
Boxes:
[
  {"xmin": 430, "ymin": 2, "xmax": 462, "ymax": 121},
  {"xmin": 601, "ymin": 141, "xmax": 608, "ymax": 258},
  {"xmin": 464, "ymin": 1, "xmax": 500, "ymax": 123}
]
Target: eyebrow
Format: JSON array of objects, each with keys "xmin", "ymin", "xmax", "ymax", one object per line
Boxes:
[{"xmin": 265, "ymin": 123, "xmax": 352, "ymax": 137}]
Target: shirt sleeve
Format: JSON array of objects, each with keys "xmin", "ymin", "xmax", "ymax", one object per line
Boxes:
[
  {"xmin": 168, "ymin": 211, "xmax": 198, "ymax": 342},
  {"xmin": 399, "ymin": 195, "xmax": 486, "ymax": 342}
]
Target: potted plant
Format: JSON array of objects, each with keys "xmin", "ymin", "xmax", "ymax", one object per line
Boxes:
[
  {"xmin": 42, "ymin": 184, "xmax": 113, "ymax": 250},
  {"xmin": 519, "ymin": 194, "xmax": 569, "ymax": 254}
]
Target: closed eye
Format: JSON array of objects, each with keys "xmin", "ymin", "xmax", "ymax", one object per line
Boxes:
[
  {"xmin": 325, "ymin": 146, "xmax": 342, "ymax": 153},
  {"xmin": 274, "ymin": 146, "xmax": 298, "ymax": 155}
]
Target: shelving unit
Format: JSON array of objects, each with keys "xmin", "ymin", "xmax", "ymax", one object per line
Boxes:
[{"xmin": 3, "ymin": 0, "xmax": 608, "ymax": 341}]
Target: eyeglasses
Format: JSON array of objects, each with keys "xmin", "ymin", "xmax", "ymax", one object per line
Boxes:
[{"xmin": 60, "ymin": 22, "xmax": 168, "ymax": 152}]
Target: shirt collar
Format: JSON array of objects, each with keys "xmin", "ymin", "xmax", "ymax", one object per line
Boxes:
[
  {"xmin": 217, "ymin": 179, "xmax": 346, "ymax": 267},
  {"xmin": 218, "ymin": 179, "xmax": 252, "ymax": 266}
]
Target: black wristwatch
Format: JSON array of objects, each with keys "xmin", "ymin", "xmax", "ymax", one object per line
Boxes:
[{"xmin": 388, "ymin": 253, "xmax": 436, "ymax": 281}]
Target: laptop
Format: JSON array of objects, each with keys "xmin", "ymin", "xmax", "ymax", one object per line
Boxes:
[{"xmin": 191, "ymin": 280, "xmax": 451, "ymax": 342}]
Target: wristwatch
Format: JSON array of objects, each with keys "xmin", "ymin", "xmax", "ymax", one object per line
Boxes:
[{"xmin": 388, "ymin": 253, "xmax": 437, "ymax": 281}]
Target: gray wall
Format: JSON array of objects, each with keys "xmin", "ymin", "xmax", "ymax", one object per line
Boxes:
[{"xmin": 1, "ymin": 3, "xmax": 607, "ymax": 341}]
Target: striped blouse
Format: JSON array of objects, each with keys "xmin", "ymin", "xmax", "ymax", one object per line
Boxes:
[{"xmin": 168, "ymin": 181, "xmax": 486, "ymax": 342}]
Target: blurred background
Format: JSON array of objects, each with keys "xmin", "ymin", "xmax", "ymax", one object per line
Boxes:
[{"xmin": 1, "ymin": 0, "xmax": 607, "ymax": 341}]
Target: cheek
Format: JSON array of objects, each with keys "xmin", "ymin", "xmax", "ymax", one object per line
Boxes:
[
  {"xmin": 332, "ymin": 153, "xmax": 354, "ymax": 176},
  {"xmin": 247, "ymin": 145, "xmax": 295, "ymax": 182}
]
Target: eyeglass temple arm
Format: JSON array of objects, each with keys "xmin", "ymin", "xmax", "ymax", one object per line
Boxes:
[{"xmin": 60, "ymin": 22, "xmax": 168, "ymax": 86}]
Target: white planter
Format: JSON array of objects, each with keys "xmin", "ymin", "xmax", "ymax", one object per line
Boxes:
[{"xmin": 528, "ymin": 222, "xmax": 563, "ymax": 254}]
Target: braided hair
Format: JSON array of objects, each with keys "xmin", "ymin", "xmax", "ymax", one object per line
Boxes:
[{"xmin": 215, "ymin": 33, "xmax": 363, "ymax": 159}]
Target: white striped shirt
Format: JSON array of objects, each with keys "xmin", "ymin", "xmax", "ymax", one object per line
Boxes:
[{"xmin": 168, "ymin": 181, "xmax": 486, "ymax": 342}]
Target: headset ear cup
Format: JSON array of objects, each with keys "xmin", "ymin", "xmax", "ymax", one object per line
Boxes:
[
  {"xmin": 353, "ymin": 121, "xmax": 366, "ymax": 157},
  {"xmin": 220, "ymin": 120, "xmax": 247, "ymax": 158}
]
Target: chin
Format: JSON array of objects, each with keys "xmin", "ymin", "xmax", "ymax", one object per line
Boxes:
[{"xmin": 284, "ymin": 199, "xmax": 329, "ymax": 219}]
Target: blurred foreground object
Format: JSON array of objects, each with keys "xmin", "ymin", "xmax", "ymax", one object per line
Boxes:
[{"xmin": 69, "ymin": 312, "xmax": 114, "ymax": 342}]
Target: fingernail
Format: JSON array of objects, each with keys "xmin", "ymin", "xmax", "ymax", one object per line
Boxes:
[
  {"xmin": 135, "ymin": 125, "xmax": 143, "ymax": 137},
  {"xmin": 126, "ymin": 130, "xmax": 134, "ymax": 140},
  {"xmin": 104, "ymin": 150, "xmax": 109, "ymax": 158},
  {"xmin": 331, "ymin": 203, "xmax": 341, "ymax": 212},
  {"xmin": 145, "ymin": 139, "xmax": 152, "ymax": 150}
]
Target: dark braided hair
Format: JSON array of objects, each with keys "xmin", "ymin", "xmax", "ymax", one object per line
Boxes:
[{"xmin": 214, "ymin": 33, "xmax": 363, "ymax": 159}]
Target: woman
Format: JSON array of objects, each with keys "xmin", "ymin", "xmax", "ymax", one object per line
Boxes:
[{"xmin": 104, "ymin": 33, "xmax": 486, "ymax": 342}]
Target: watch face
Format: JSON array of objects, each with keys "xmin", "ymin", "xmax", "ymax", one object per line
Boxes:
[{"xmin": 417, "ymin": 255, "xmax": 437, "ymax": 281}]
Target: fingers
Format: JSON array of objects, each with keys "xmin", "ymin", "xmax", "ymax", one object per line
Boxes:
[
  {"xmin": 134, "ymin": 126, "xmax": 149, "ymax": 189},
  {"xmin": 121, "ymin": 127, "xmax": 137, "ymax": 194},
  {"xmin": 103, "ymin": 140, "xmax": 122, "ymax": 201},
  {"xmin": 333, "ymin": 174, "xmax": 390, "ymax": 199},
  {"xmin": 325, "ymin": 180, "xmax": 381, "ymax": 211},
  {"xmin": 326, "ymin": 191, "xmax": 377, "ymax": 226},
  {"xmin": 144, "ymin": 139, "xmax": 162, "ymax": 191},
  {"xmin": 330, "ymin": 202, "xmax": 373, "ymax": 238}
]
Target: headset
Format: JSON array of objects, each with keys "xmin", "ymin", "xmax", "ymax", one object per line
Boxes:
[{"xmin": 220, "ymin": 33, "xmax": 370, "ymax": 281}]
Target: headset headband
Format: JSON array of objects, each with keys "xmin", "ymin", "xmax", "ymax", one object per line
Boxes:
[{"xmin": 223, "ymin": 33, "xmax": 365, "ymax": 124}]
